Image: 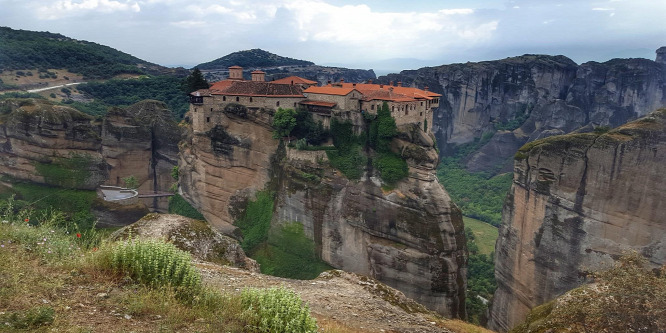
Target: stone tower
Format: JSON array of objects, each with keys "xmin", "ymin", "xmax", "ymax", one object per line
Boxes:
[
  {"xmin": 228, "ymin": 66, "xmax": 243, "ymax": 80},
  {"xmin": 656, "ymin": 47, "xmax": 666, "ymax": 65}
]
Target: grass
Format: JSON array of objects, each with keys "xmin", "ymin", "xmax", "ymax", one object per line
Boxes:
[
  {"xmin": 168, "ymin": 194, "xmax": 206, "ymax": 221},
  {"xmin": 463, "ymin": 217, "xmax": 498, "ymax": 256}
]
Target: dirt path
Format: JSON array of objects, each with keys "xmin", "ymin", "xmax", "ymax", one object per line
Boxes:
[
  {"xmin": 27, "ymin": 82, "xmax": 85, "ymax": 93},
  {"xmin": 198, "ymin": 262, "xmax": 455, "ymax": 333}
]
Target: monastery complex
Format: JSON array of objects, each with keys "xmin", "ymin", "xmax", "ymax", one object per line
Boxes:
[{"xmin": 189, "ymin": 66, "xmax": 440, "ymax": 134}]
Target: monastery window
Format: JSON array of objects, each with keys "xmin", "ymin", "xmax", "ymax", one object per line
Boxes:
[
  {"xmin": 294, "ymin": 102, "xmax": 297, "ymax": 107},
  {"xmin": 371, "ymin": 105, "xmax": 375, "ymax": 110},
  {"xmin": 405, "ymin": 109, "xmax": 409, "ymax": 116},
  {"xmin": 276, "ymin": 101, "xmax": 280, "ymax": 107},
  {"xmin": 420, "ymin": 112, "xmax": 423, "ymax": 116},
  {"xmin": 206, "ymin": 117, "xmax": 210, "ymax": 123},
  {"xmin": 421, "ymin": 102, "xmax": 423, "ymax": 106},
  {"xmin": 194, "ymin": 108, "xmax": 197, "ymax": 112},
  {"xmin": 250, "ymin": 97, "xmax": 253, "ymax": 102},
  {"xmin": 236, "ymin": 97, "xmax": 240, "ymax": 102},
  {"xmin": 392, "ymin": 106, "xmax": 395, "ymax": 112},
  {"xmin": 210, "ymin": 108, "xmax": 213, "ymax": 112},
  {"xmin": 223, "ymin": 96, "xmax": 226, "ymax": 101}
]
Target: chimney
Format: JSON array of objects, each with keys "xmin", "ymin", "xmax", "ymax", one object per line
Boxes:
[
  {"xmin": 251, "ymin": 70, "xmax": 266, "ymax": 82},
  {"xmin": 353, "ymin": 83, "xmax": 357, "ymax": 88},
  {"xmin": 389, "ymin": 81, "xmax": 393, "ymax": 86},
  {"xmin": 380, "ymin": 84, "xmax": 384, "ymax": 89},
  {"xmin": 397, "ymin": 81, "xmax": 402, "ymax": 87},
  {"xmin": 424, "ymin": 86, "xmax": 429, "ymax": 92},
  {"xmin": 228, "ymin": 66, "xmax": 243, "ymax": 80},
  {"xmin": 368, "ymin": 79, "xmax": 373, "ymax": 84},
  {"xmin": 340, "ymin": 78, "xmax": 344, "ymax": 83},
  {"xmin": 327, "ymin": 80, "xmax": 332, "ymax": 85}
]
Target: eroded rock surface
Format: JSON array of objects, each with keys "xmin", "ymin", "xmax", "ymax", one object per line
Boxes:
[
  {"xmin": 488, "ymin": 109, "xmax": 666, "ymax": 332},
  {"xmin": 178, "ymin": 108, "xmax": 467, "ymax": 318},
  {"xmin": 0, "ymin": 99, "xmax": 180, "ymax": 210},
  {"xmin": 381, "ymin": 52, "xmax": 666, "ymax": 174}
]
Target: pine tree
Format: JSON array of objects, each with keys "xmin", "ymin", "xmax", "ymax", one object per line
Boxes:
[{"xmin": 182, "ymin": 67, "xmax": 209, "ymax": 94}]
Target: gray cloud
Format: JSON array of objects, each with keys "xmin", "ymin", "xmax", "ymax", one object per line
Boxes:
[{"xmin": 1, "ymin": 0, "xmax": 664, "ymax": 70}]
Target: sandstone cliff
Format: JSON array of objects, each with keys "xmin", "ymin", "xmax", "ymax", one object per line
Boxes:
[
  {"xmin": 0, "ymin": 99, "xmax": 180, "ymax": 210},
  {"xmin": 381, "ymin": 52, "xmax": 666, "ymax": 174},
  {"xmin": 178, "ymin": 109, "xmax": 467, "ymax": 318},
  {"xmin": 488, "ymin": 109, "xmax": 666, "ymax": 332}
]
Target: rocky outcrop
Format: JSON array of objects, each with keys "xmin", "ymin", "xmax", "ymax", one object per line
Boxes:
[
  {"xmin": 488, "ymin": 109, "xmax": 666, "ymax": 332},
  {"xmin": 111, "ymin": 213, "xmax": 258, "ymax": 271},
  {"xmin": 380, "ymin": 50, "xmax": 666, "ymax": 174},
  {"xmin": 0, "ymin": 99, "xmax": 180, "ymax": 209},
  {"xmin": 178, "ymin": 108, "xmax": 467, "ymax": 318}
]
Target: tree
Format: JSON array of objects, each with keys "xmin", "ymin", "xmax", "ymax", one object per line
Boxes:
[
  {"xmin": 182, "ymin": 67, "xmax": 209, "ymax": 94},
  {"xmin": 272, "ymin": 108, "xmax": 297, "ymax": 139},
  {"xmin": 122, "ymin": 175, "xmax": 139, "ymax": 189}
]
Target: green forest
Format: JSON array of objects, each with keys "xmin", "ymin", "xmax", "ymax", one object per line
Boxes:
[
  {"xmin": 196, "ymin": 48, "xmax": 313, "ymax": 70},
  {"xmin": 0, "ymin": 27, "xmax": 159, "ymax": 79}
]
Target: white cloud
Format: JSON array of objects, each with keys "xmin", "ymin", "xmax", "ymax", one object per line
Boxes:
[
  {"xmin": 37, "ymin": 0, "xmax": 140, "ymax": 19},
  {"xmin": 592, "ymin": 7, "xmax": 614, "ymax": 11}
]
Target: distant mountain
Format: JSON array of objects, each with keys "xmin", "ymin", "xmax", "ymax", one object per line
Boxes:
[
  {"xmin": 0, "ymin": 26, "xmax": 185, "ymax": 79},
  {"xmin": 196, "ymin": 49, "xmax": 314, "ymax": 70}
]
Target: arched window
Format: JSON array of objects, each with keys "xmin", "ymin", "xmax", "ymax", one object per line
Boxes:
[
  {"xmin": 276, "ymin": 101, "xmax": 280, "ymax": 107},
  {"xmin": 236, "ymin": 96, "xmax": 240, "ymax": 102},
  {"xmin": 250, "ymin": 97, "xmax": 253, "ymax": 102},
  {"xmin": 223, "ymin": 96, "xmax": 226, "ymax": 101}
]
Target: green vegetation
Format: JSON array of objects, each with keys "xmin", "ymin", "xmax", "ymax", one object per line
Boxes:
[
  {"xmin": 0, "ymin": 78, "xmax": 18, "ymax": 90},
  {"xmin": 465, "ymin": 223, "xmax": 497, "ymax": 325},
  {"xmin": 0, "ymin": 27, "xmax": 154, "ymax": 79},
  {"xmin": 121, "ymin": 175, "xmax": 139, "ymax": 189},
  {"xmin": 182, "ymin": 67, "xmax": 209, "ymax": 94},
  {"xmin": 168, "ymin": 194, "xmax": 206, "ymax": 221},
  {"xmin": 511, "ymin": 252, "xmax": 666, "ymax": 333},
  {"xmin": 196, "ymin": 48, "xmax": 313, "ymax": 70},
  {"xmin": 437, "ymin": 132, "xmax": 512, "ymax": 227},
  {"xmin": 0, "ymin": 92, "xmax": 45, "ymax": 100},
  {"xmin": 373, "ymin": 153, "xmax": 408, "ymax": 185},
  {"xmin": 75, "ymin": 76, "xmax": 189, "ymax": 118},
  {"xmin": 494, "ymin": 104, "xmax": 531, "ymax": 131},
  {"xmin": 272, "ymin": 107, "xmax": 297, "ymax": 139},
  {"xmin": 368, "ymin": 102, "xmax": 408, "ymax": 185},
  {"xmin": 0, "ymin": 306, "xmax": 54, "ymax": 330},
  {"xmin": 107, "ymin": 239, "xmax": 202, "ymax": 297},
  {"xmin": 252, "ymin": 222, "xmax": 333, "ymax": 279},
  {"xmin": 34, "ymin": 153, "xmax": 94, "ymax": 188},
  {"xmin": 241, "ymin": 287, "xmax": 318, "ymax": 333},
  {"xmin": 326, "ymin": 118, "xmax": 366, "ymax": 180},
  {"xmin": 235, "ymin": 191, "xmax": 274, "ymax": 251},
  {"xmin": 0, "ymin": 199, "xmax": 320, "ymax": 332},
  {"xmin": 463, "ymin": 217, "xmax": 498, "ymax": 255},
  {"xmin": 292, "ymin": 109, "xmax": 328, "ymax": 145}
]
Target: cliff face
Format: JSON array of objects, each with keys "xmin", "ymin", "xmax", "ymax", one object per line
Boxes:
[
  {"xmin": 488, "ymin": 109, "xmax": 666, "ymax": 332},
  {"xmin": 381, "ymin": 53, "xmax": 666, "ymax": 174},
  {"xmin": 178, "ymin": 111, "xmax": 467, "ymax": 317},
  {"xmin": 0, "ymin": 99, "xmax": 179, "ymax": 206}
]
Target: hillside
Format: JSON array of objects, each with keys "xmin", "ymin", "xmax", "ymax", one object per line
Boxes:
[
  {"xmin": 196, "ymin": 48, "xmax": 314, "ymax": 70},
  {"xmin": 0, "ymin": 26, "xmax": 183, "ymax": 79}
]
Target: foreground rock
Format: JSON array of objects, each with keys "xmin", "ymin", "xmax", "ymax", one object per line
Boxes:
[
  {"xmin": 110, "ymin": 213, "xmax": 258, "ymax": 272},
  {"xmin": 488, "ymin": 109, "xmax": 666, "ymax": 331}
]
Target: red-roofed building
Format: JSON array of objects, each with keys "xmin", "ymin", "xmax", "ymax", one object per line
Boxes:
[{"xmin": 189, "ymin": 66, "xmax": 439, "ymax": 133}]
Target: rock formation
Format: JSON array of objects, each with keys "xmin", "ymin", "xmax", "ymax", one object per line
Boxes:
[
  {"xmin": 0, "ymin": 98, "xmax": 180, "ymax": 210},
  {"xmin": 178, "ymin": 108, "xmax": 467, "ymax": 318},
  {"xmin": 488, "ymin": 109, "xmax": 666, "ymax": 332},
  {"xmin": 111, "ymin": 213, "xmax": 258, "ymax": 271},
  {"xmin": 380, "ymin": 49, "xmax": 666, "ymax": 175}
]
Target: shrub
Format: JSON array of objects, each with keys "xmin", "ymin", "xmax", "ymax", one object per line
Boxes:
[
  {"xmin": 122, "ymin": 175, "xmax": 139, "ymax": 189},
  {"xmin": 374, "ymin": 153, "xmax": 408, "ymax": 185},
  {"xmin": 235, "ymin": 191, "xmax": 274, "ymax": 251},
  {"xmin": 0, "ymin": 306, "xmax": 54, "ymax": 329},
  {"xmin": 109, "ymin": 239, "xmax": 202, "ymax": 297},
  {"xmin": 168, "ymin": 194, "xmax": 206, "ymax": 220},
  {"xmin": 326, "ymin": 147, "xmax": 366, "ymax": 180},
  {"xmin": 241, "ymin": 287, "xmax": 317, "ymax": 333},
  {"xmin": 272, "ymin": 108, "xmax": 297, "ymax": 139}
]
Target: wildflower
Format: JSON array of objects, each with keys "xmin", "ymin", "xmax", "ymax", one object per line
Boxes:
[
  {"xmin": 92, "ymin": 247, "xmax": 98, "ymax": 252},
  {"xmin": 50, "ymin": 230, "xmax": 55, "ymax": 233},
  {"xmin": 1, "ymin": 245, "xmax": 4, "ymax": 248},
  {"xmin": 76, "ymin": 233, "xmax": 81, "ymax": 238},
  {"xmin": 24, "ymin": 218, "xmax": 29, "ymax": 222}
]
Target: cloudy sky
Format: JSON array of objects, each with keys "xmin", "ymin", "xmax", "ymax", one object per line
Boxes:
[{"xmin": 1, "ymin": 0, "xmax": 665, "ymax": 72}]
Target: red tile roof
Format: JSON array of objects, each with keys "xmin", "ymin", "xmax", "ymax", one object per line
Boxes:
[
  {"xmin": 272, "ymin": 76, "xmax": 317, "ymax": 85},
  {"xmin": 303, "ymin": 86, "xmax": 358, "ymax": 96},
  {"xmin": 362, "ymin": 89, "xmax": 414, "ymax": 102},
  {"xmin": 210, "ymin": 80, "xmax": 304, "ymax": 97},
  {"xmin": 229, "ymin": 65, "xmax": 243, "ymax": 69},
  {"xmin": 300, "ymin": 100, "xmax": 337, "ymax": 108},
  {"xmin": 329, "ymin": 83, "xmax": 441, "ymax": 100},
  {"xmin": 251, "ymin": 70, "xmax": 266, "ymax": 74}
]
